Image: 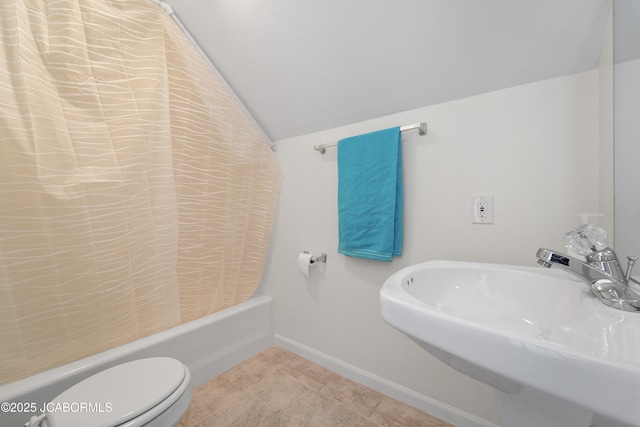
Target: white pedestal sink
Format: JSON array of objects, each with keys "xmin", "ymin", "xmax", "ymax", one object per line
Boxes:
[{"xmin": 380, "ymin": 260, "xmax": 640, "ymax": 427}]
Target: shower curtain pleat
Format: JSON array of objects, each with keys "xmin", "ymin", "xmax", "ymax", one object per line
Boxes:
[{"xmin": 0, "ymin": 0, "xmax": 282, "ymax": 385}]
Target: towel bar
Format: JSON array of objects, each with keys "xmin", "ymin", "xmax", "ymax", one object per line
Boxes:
[{"xmin": 313, "ymin": 122, "xmax": 427, "ymax": 154}]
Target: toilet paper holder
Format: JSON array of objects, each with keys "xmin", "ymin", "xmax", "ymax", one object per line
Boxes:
[{"xmin": 304, "ymin": 251, "xmax": 327, "ymax": 264}]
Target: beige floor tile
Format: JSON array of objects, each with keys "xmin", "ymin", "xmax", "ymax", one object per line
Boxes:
[
  {"xmin": 368, "ymin": 409, "xmax": 409, "ymax": 427},
  {"xmin": 319, "ymin": 385, "xmax": 377, "ymax": 417},
  {"xmin": 219, "ymin": 353, "xmax": 280, "ymax": 391},
  {"xmin": 375, "ymin": 395, "xmax": 449, "ymax": 427},
  {"xmin": 323, "ymin": 374, "xmax": 383, "ymax": 409},
  {"xmin": 260, "ymin": 345, "xmax": 297, "ymax": 365},
  {"xmin": 286, "ymin": 353, "xmax": 343, "ymax": 385},
  {"xmin": 279, "ymin": 363, "xmax": 325, "ymax": 390},
  {"xmin": 179, "ymin": 346, "xmax": 452, "ymax": 427},
  {"xmin": 191, "ymin": 376, "xmax": 240, "ymax": 412},
  {"xmin": 178, "ymin": 376, "xmax": 240, "ymax": 426}
]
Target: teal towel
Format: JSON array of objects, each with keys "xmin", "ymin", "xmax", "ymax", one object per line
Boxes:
[{"xmin": 337, "ymin": 127, "xmax": 403, "ymax": 262}]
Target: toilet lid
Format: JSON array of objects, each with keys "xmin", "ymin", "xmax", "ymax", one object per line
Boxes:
[{"xmin": 46, "ymin": 357, "xmax": 187, "ymax": 427}]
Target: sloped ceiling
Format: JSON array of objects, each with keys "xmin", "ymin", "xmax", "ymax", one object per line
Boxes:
[{"xmin": 165, "ymin": 0, "xmax": 611, "ymax": 141}]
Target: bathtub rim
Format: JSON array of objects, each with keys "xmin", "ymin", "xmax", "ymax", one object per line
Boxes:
[{"xmin": 0, "ymin": 294, "xmax": 274, "ymax": 426}]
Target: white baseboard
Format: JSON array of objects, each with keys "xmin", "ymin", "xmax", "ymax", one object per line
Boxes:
[{"xmin": 274, "ymin": 334, "xmax": 501, "ymax": 427}]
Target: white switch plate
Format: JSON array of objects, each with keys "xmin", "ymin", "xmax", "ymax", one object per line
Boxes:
[{"xmin": 472, "ymin": 195, "xmax": 494, "ymax": 224}]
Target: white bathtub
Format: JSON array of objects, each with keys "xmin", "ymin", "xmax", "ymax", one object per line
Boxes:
[{"xmin": 0, "ymin": 294, "xmax": 274, "ymax": 427}]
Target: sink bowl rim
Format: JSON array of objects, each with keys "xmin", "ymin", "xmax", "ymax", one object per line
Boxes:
[{"xmin": 380, "ymin": 259, "xmax": 640, "ymax": 426}]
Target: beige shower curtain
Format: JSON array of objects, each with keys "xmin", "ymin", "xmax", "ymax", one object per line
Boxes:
[{"xmin": 0, "ymin": 0, "xmax": 282, "ymax": 385}]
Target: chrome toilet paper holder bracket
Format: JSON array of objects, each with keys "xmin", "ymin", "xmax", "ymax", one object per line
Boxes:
[{"xmin": 304, "ymin": 251, "xmax": 327, "ymax": 264}]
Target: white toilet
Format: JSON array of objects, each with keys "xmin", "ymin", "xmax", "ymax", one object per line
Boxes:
[{"xmin": 41, "ymin": 357, "xmax": 192, "ymax": 427}]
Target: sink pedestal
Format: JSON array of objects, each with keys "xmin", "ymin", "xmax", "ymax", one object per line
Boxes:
[{"xmin": 494, "ymin": 389, "xmax": 593, "ymax": 427}]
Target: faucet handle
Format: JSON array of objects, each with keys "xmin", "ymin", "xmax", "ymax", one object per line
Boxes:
[
  {"xmin": 585, "ymin": 248, "xmax": 626, "ymax": 283},
  {"xmin": 586, "ymin": 247, "xmax": 618, "ymax": 262},
  {"xmin": 625, "ymin": 256, "xmax": 639, "ymax": 285}
]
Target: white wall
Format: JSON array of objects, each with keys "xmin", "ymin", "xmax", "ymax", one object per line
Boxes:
[
  {"xmin": 599, "ymin": 5, "xmax": 614, "ymax": 243},
  {"xmin": 614, "ymin": 57, "xmax": 640, "ymax": 261},
  {"xmin": 269, "ymin": 70, "xmax": 600, "ymax": 426}
]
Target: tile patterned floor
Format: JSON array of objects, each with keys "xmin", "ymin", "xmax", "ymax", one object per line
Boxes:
[{"xmin": 178, "ymin": 346, "xmax": 454, "ymax": 427}]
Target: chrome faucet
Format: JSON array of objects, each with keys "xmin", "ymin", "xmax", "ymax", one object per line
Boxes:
[
  {"xmin": 537, "ymin": 247, "xmax": 627, "ymax": 283},
  {"xmin": 536, "ymin": 247, "xmax": 640, "ymax": 312}
]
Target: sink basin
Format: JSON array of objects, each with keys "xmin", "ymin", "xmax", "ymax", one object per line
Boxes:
[
  {"xmin": 401, "ymin": 262, "xmax": 595, "ymax": 325},
  {"xmin": 380, "ymin": 260, "xmax": 640, "ymax": 427}
]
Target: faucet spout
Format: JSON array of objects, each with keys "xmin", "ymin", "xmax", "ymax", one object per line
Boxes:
[{"xmin": 536, "ymin": 248, "xmax": 617, "ymax": 284}]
